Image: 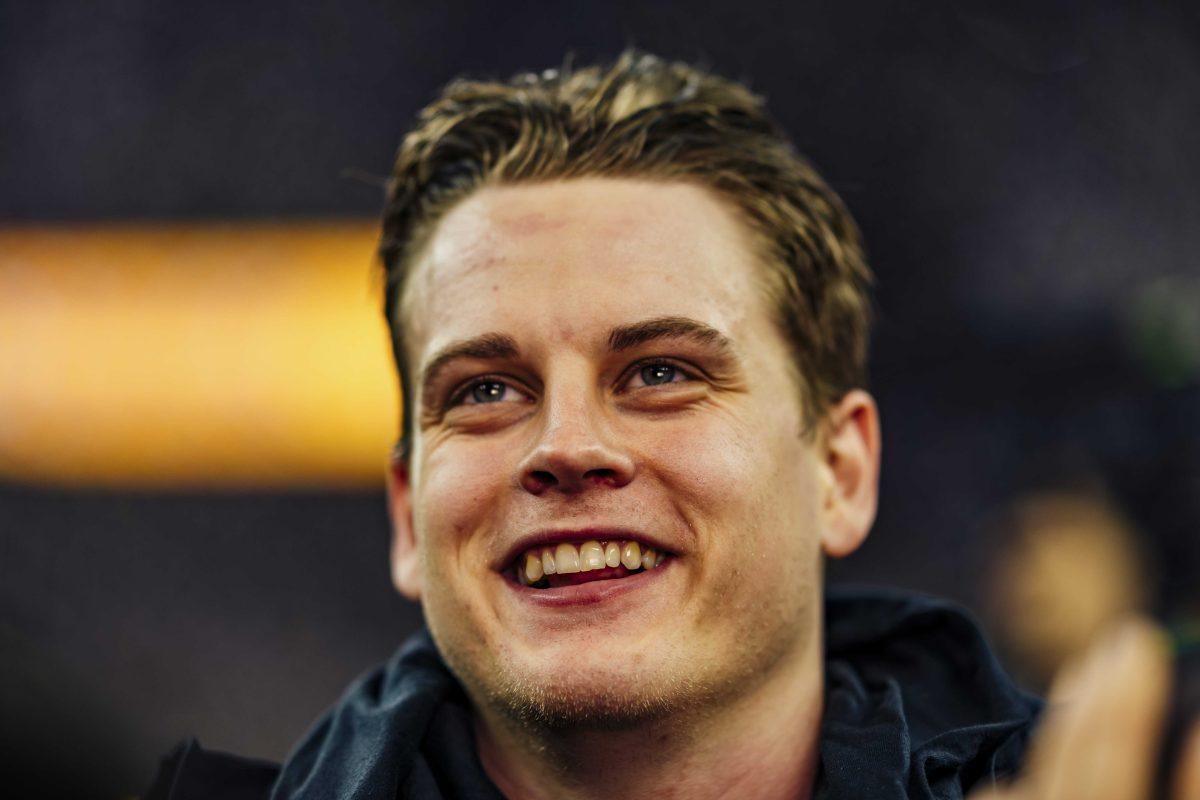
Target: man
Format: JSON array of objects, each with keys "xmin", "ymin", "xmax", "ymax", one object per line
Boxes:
[{"xmin": 148, "ymin": 51, "xmax": 1200, "ymax": 799}]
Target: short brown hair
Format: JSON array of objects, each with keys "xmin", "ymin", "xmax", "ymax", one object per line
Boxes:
[{"xmin": 380, "ymin": 50, "xmax": 872, "ymax": 457}]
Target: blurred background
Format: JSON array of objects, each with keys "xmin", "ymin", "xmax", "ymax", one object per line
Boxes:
[{"xmin": 2, "ymin": 0, "xmax": 1198, "ymax": 797}]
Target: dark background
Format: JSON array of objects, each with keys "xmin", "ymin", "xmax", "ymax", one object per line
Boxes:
[{"xmin": 3, "ymin": 1, "xmax": 1199, "ymax": 797}]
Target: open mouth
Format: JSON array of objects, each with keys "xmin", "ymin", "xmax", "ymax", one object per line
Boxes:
[{"xmin": 508, "ymin": 539, "xmax": 669, "ymax": 589}]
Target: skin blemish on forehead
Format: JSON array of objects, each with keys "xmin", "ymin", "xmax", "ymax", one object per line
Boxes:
[{"xmin": 501, "ymin": 211, "xmax": 570, "ymax": 236}]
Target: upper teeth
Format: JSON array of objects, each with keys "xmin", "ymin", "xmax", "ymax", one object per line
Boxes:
[{"xmin": 518, "ymin": 540, "xmax": 665, "ymax": 585}]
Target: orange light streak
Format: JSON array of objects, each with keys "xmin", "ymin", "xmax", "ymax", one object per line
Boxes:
[{"xmin": 0, "ymin": 221, "xmax": 399, "ymax": 488}]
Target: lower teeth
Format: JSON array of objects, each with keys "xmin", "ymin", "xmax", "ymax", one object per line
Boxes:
[{"xmin": 518, "ymin": 563, "xmax": 656, "ymax": 589}]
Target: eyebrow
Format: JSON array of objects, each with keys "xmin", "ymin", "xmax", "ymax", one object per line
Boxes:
[
  {"xmin": 607, "ymin": 316, "xmax": 735, "ymax": 354},
  {"xmin": 418, "ymin": 316, "xmax": 736, "ymax": 408}
]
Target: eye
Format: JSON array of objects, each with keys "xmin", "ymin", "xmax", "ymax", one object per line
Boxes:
[
  {"xmin": 626, "ymin": 361, "xmax": 692, "ymax": 389},
  {"xmin": 452, "ymin": 378, "xmax": 527, "ymax": 406}
]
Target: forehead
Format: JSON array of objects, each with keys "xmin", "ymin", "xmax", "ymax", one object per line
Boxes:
[{"xmin": 403, "ymin": 178, "xmax": 771, "ymax": 359}]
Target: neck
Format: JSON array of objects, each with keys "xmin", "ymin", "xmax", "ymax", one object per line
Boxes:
[{"xmin": 473, "ymin": 631, "xmax": 824, "ymax": 800}]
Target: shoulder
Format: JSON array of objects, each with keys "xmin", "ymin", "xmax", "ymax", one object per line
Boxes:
[
  {"xmin": 820, "ymin": 586, "xmax": 1043, "ymax": 798},
  {"xmin": 143, "ymin": 739, "xmax": 280, "ymax": 800}
]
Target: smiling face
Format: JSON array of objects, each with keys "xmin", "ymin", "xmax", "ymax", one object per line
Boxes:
[{"xmin": 388, "ymin": 178, "xmax": 877, "ymax": 728}]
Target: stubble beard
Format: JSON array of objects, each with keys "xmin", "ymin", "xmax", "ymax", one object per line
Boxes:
[{"xmin": 431, "ymin": 593, "xmax": 814, "ymax": 736}]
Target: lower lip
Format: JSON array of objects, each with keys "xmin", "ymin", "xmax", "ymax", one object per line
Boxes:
[{"xmin": 503, "ymin": 558, "xmax": 672, "ymax": 608}]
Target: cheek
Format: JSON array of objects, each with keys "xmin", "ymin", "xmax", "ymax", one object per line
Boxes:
[
  {"xmin": 640, "ymin": 406, "xmax": 757, "ymax": 502},
  {"xmin": 642, "ymin": 403, "xmax": 820, "ymax": 609},
  {"xmin": 413, "ymin": 441, "xmax": 515, "ymax": 663},
  {"xmin": 415, "ymin": 441, "xmax": 511, "ymax": 578},
  {"xmin": 644, "ymin": 400, "xmax": 813, "ymax": 532}
]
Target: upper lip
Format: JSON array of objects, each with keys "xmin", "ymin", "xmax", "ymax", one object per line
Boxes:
[{"xmin": 495, "ymin": 527, "xmax": 678, "ymax": 572}]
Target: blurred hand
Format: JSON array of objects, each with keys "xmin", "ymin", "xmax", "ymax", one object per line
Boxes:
[{"xmin": 970, "ymin": 618, "xmax": 1200, "ymax": 800}]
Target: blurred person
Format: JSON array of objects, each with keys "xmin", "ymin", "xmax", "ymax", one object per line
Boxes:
[
  {"xmin": 988, "ymin": 489, "xmax": 1154, "ymax": 692},
  {"xmin": 146, "ymin": 52, "xmax": 1200, "ymax": 800}
]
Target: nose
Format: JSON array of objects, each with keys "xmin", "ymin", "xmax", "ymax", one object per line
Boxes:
[{"xmin": 517, "ymin": 388, "xmax": 636, "ymax": 496}]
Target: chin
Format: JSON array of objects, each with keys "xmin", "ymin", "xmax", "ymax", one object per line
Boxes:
[
  {"xmin": 459, "ymin": 643, "xmax": 738, "ymax": 732},
  {"xmin": 486, "ymin": 663, "xmax": 701, "ymax": 730}
]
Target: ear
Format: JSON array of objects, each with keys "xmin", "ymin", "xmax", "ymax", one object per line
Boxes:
[
  {"xmin": 386, "ymin": 454, "xmax": 423, "ymax": 601},
  {"xmin": 818, "ymin": 389, "xmax": 882, "ymax": 559}
]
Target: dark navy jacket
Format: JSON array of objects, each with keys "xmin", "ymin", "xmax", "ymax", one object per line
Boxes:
[{"xmin": 145, "ymin": 588, "xmax": 1042, "ymax": 799}]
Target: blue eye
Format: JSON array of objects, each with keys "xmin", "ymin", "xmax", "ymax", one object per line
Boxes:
[
  {"xmin": 639, "ymin": 363, "xmax": 678, "ymax": 386},
  {"xmin": 467, "ymin": 380, "xmax": 511, "ymax": 404}
]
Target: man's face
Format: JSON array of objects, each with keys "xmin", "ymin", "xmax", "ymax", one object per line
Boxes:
[{"xmin": 391, "ymin": 178, "xmax": 865, "ymax": 726}]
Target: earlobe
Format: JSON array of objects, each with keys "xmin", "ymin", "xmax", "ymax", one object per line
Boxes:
[
  {"xmin": 819, "ymin": 390, "xmax": 882, "ymax": 559},
  {"xmin": 386, "ymin": 455, "xmax": 423, "ymax": 601}
]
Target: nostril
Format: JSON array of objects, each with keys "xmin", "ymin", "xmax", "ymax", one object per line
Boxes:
[
  {"xmin": 524, "ymin": 470, "xmax": 558, "ymax": 493},
  {"xmin": 583, "ymin": 468, "xmax": 620, "ymax": 487}
]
